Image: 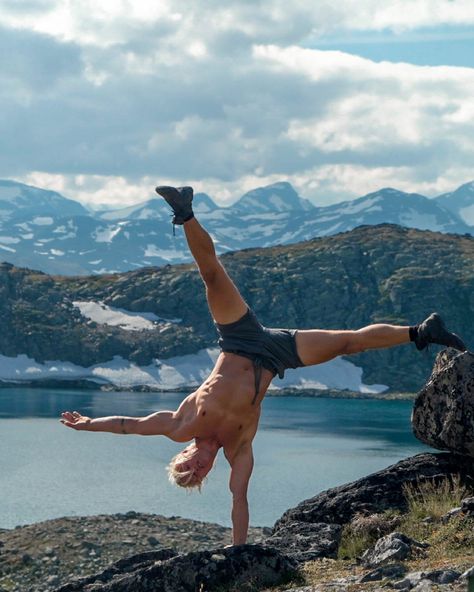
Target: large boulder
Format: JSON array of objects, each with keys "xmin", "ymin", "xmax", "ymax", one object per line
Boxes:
[
  {"xmin": 54, "ymin": 545, "xmax": 297, "ymax": 592},
  {"xmin": 412, "ymin": 350, "xmax": 474, "ymax": 456},
  {"xmin": 273, "ymin": 452, "xmax": 473, "ymax": 532}
]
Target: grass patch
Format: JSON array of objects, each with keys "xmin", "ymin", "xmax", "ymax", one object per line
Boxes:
[
  {"xmin": 337, "ymin": 475, "xmax": 472, "ymax": 562},
  {"xmin": 402, "ymin": 475, "xmax": 469, "ymax": 522}
]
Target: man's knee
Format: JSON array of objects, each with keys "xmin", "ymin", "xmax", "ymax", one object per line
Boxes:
[
  {"xmin": 341, "ymin": 332, "xmax": 366, "ymax": 355},
  {"xmin": 199, "ymin": 261, "xmax": 224, "ymax": 287}
]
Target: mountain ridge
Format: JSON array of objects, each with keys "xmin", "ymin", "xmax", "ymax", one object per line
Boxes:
[
  {"xmin": 0, "ymin": 223, "xmax": 472, "ymax": 392},
  {"xmin": 0, "ymin": 179, "xmax": 472, "ymax": 275}
]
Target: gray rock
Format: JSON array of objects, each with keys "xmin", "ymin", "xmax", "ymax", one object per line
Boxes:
[
  {"xmin": 461, "ymin": 496, "xmax": 474, "ymax": 515},
  {"xmin": 361, "ymin": 532, "xmax": 427, "ymax": 567},
  {"xmin": 441, "ymin": 506, "xmax": 462, "ymax": 522},
  {"xmin": 274, "ymin": 452, "xmax": 473, "ymax": 531},
  {"xmin": 393, "ymin": 571, "xmax": 426, "ymax": 590},
  {"xmin": 266, "ymin": 521, "xmax": 342, "ymax": 563},
  {"xmin": 393, "ymin": 568, "xmax": 461, "ymax": 590},
  {"xmin": 411, "ymin": 580, "xmax": 433, "ymax": 592},
  {"xmin": 461, "ymin": 565, "xmax": 474, "ymax": 581},
  {"xmin": 426, "ymin": 568, "xmax": 461, "ymax": 583},
  {"xmin": 412, "ymin": 350, "xmax": 474, "ymax": 456},
  {"xmin": 359, "ymin": 562, "xmax": 407, "ymax": 582},
  {"xmin": 54, "ymin": 545, "xmax": 297, "ymax": 592}
]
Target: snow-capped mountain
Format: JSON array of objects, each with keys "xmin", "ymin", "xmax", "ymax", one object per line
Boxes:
[
  {"xmin": 436, "ymin": 181, "xmax": 474, "ymax": 226},
  {"xmin": 230, "ymin": 181, "xmax": 315, "ymax": 214},
  {"xmin": 0, "ymin": 179, "xmax": 88, "ymax": 220},
  {"xmin": 309, "ymin": 188, "xmax": 470, "ymax": 237},
  {"xmin": 0, "ymin": 179, "xmax": 472, "ymax": 275}
]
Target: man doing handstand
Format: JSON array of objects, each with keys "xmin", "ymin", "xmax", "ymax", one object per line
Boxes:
[{"xmin": 61, "ymin": 185, "xmax": 466, "ymax": 545}]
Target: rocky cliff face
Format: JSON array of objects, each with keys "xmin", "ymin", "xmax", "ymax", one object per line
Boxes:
[{"xmin": 0, "ymin": 224, "xmax": 472, "ymax": 391}]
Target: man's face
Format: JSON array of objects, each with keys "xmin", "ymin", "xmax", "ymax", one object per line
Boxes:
[{"xmin": 177, "ymin": 447, "xmax": 214, "ymax": 483}]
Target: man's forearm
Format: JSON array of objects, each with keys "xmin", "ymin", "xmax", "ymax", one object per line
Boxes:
[
  {"xmin": 88, "ymin": 416, "xmax": 137, "ymax": 434},
  {"xmin": 231, "ymin": 497, "xmax": 249, "ymax": 545}
]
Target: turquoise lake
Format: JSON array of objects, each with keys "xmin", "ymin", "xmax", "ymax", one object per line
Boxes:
[{"xmin": 0, "ymin": 388, "xmax": 430, "ymax": 529}]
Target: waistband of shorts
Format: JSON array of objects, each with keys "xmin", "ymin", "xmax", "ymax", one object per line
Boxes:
[{"xmin": 221, "ymin": 348, "xmax": 277, "ymax": 376}]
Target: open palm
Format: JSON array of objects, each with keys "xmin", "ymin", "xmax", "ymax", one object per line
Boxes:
[{"xmin": 60, "ymin": 411, "xmax": 91, "ymax": 430}]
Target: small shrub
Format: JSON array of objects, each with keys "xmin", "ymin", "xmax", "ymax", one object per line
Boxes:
[
  {"xmin": 402, "ymin": 475, "xmax": 469, "ymax": 521},
  {"xmin": 338, "ymin": 511, "xmax": 401, "ymax": 560}
]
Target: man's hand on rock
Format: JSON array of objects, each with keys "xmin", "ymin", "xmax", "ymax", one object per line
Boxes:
[{"xmin": 60, "ymin": 411, "xmax": 92, "ymax": 430}]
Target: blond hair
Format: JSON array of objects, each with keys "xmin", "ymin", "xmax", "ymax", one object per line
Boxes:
[{"xmin": 167, "ymin": 447, "xmax": 203, "ymax": 492}]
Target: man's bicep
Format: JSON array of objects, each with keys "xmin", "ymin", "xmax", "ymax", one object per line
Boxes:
[
  {"xmin": 229, "ymin": 447, "xmax": 254, "ymax": 499},
  {"xmin": 136, "ymin": 411, "xmax": 176, "ymax": 436}
]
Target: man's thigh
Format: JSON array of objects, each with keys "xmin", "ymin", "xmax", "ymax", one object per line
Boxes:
[
  {"xmin": 204, "ymin": 261, "xmax": 248, "ymax": 324},
  {"xmin": 295, "ymin": 329, "xmax": 353, "ymax": 366}
]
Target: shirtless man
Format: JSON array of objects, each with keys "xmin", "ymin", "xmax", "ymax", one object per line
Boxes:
[{"xmin": 60, "ymin": 185, "xmax": 466, "ymax": 545}]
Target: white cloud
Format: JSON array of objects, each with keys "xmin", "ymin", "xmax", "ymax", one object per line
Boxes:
[
  {"xmin": 1, "ymin": 1, "xmax": 474, "ymax": 208},
  {"xmin": 2, "ymin": 0, "xmax": 474, "ymax": 48}
]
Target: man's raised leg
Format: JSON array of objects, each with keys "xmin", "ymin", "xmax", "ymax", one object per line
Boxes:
[
  {"xmin": 183, "ymin": 217, "xmax": 248, "ymax": 325},
  {"xmin": 155, "ymin": 184, "xmax": 247, "ymax": 324}
]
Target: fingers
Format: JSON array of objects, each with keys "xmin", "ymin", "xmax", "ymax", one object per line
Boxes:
[{"xmin": 59, "ymin": 419, "xmax": 77, "ymax": 429}]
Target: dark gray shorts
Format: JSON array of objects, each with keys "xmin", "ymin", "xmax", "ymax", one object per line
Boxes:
[{"xmin": 214, "ymin": 308, "xmax": 305, "ymax": 380}]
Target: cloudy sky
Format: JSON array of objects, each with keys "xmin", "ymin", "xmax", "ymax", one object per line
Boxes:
[{"xmin": 1, "ymin": 0, "xmax": 474, "ymax": 208}]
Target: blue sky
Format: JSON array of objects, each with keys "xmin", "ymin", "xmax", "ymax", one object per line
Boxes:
[
  {"xmin": 0, "ymin": 1, "xmax": 473, "ymax": 208},
  {"xmin": 308, "ymin": 26, "xmax": 474, "ymax": 67}
]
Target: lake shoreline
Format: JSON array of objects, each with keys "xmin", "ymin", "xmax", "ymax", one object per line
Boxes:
[{"xmin": 0, "ymin": 379, "xmax": 416, "ymax": 400}]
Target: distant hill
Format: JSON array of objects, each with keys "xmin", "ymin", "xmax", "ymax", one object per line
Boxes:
[
  {"xmin": 0, "ymin": 179, "xmax": 472, "ymax": 275},
  {"xmin": 0, "ymin": 224, "xmax": 472, "ymax": 392}
]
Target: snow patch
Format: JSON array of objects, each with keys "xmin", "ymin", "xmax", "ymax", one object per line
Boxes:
[
  {"xmin": 32, "ymin": 216, "xmax": 54, "ymax": 225},
  {"xmin": 93, "ymin": 226, "xmax": 122, "ymax": 243},
  {"xmin": 0, "ymin": 244, "xmax": 16, "ymax": 252},
  {"xmin": 0, "ymin": 348, "xmax": 387, "ymax": 392},
  {"xmin": 144, "ymin": 245, "xmax": 187, "ymax": 260},
  {"xmin": 73, "ymin": 301, "xmax": 181, "ymax": 331},
  {"xmin": 336, "ymin": 197, "xmax": 380, "ymax": 215},
  {"xmin": 0, "ymin": 236, "xmax": 20, "ymax": 244},
  {"xmin": 459, "ymin": 204, "xmax": 474, "ymax": 226},
  {"xmin": 399, "ymin": 210, "xmax": 442, "ymax": 230},
  {"xmin": 271, "ymin": 356, "xmax": 387, "ymax": 393},
  {"xmin": 50, "ymin": 249, "xmax": 64, "ymax": 256}
]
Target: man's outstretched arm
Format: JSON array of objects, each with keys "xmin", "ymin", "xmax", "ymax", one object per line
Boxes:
[
  {"xmin": 60, "ymin": 410, "xmax": 178, "ymax": 436},
  {"xmin": 229, "ymin": 445, "xmax": 254, "ymax": 545}
]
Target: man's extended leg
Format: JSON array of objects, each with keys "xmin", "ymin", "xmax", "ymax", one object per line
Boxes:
[
  {"xmin": 295, "ymin": 314, "xmax": 466, "ymax": 366},
  {"xmin": 183, "ymin": 217, "xmax": 248, "ymax": 325},
  {"xmin": 295, "ymin": 324, "xmax": 410, "ymax": 366}
]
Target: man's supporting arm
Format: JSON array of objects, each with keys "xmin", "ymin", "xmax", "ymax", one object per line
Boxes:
[
  {"xmin": 229, "ymin": 446, "xmax": 254, "ymax": 545},
  {"xmin": 60, "ymin": 411, "xmax": 177, "ymax": 436}
]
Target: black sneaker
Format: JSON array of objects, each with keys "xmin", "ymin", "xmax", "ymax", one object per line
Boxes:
[
  {"xmin": 414, "ymin": 313, "xmax": 466, "ymax": 352},
  {"xmin": 155, "ymin": 185, "xmax": 194, "ymax": 225}
]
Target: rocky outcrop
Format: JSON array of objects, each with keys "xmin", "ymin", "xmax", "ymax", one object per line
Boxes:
[
  {"xmin": 273, "ymin": 452, "xmax": 473, "ymax": 531},
  {"xmin": 54, "ymin": 545, "xmax": 297, "ymax": 592},
  {"xmin": 412, "ymin": 350, "xmax": 474, "ymax": 456},
  {"xmin": 270, "ymin": 451, "xmax": 473, "ymax": 569}
]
